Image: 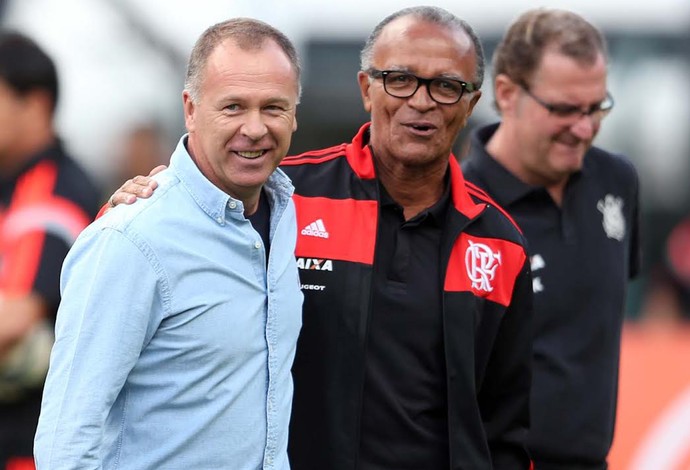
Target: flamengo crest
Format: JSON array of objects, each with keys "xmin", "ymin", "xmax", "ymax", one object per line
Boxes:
[
  {"xmin": 597, "ymin": 194, "xmax": 625, "ymax": 241},
  {"xmin": 465, "ymin": 240, "xmax": 502, "ymax": 292}
]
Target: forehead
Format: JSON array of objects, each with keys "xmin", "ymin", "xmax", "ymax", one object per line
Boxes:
[
  {"xmin": 371, "ymin": 16, "xmax": 476, "ymax": 78},
  {"xmin": 531, "ymin": 49, "xmax": 608, "ymax": 99},
  {"xmin": 202, "ymin": 38, "xmax": 299, "ymax": 98}
]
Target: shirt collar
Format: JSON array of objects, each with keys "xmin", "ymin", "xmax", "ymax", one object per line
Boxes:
[
  {"xmin": 466, "ymin": 123, "xmax": 540, "ymax": 207},
  {"xmin": 378, "ymin": 171, "xmax": 451, "ymax": 226},
  {"xmin": 169, "ymin": 135, "xmax": 293, "ymax": 224},
  {"xmin": 466, "ymin": 123, "xmax": 590, "ymax": 207}
]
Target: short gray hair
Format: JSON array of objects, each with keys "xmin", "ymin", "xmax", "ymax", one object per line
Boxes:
[
  {"xmin": 360, "ymin": 6, "xmax": 485, "ymax": 90},
  {"xmin": 184, "ymin": 17, "xmax": 301, "ymax": 102}
]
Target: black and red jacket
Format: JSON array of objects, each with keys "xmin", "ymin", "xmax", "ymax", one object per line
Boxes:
[{"xmin": 281, "ymin": 123, "xmax": 533, "ymax": 470}]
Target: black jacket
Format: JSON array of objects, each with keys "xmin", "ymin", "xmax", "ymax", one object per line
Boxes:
[{"xmin": 281, "ymin": 123, "xmax": 533, "ymax": 470}]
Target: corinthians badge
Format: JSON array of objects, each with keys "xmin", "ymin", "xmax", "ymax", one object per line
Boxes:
[{"xmin": 597, "ymin": 194, "xmax": 626, "ymax": 241}]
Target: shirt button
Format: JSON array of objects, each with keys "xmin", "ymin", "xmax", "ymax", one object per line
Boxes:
[
  {"xmin": 254, "ymin": 241, "xmax": 262, "ymax": 249},
  {"xmin": 228, "ymin": 201, "xmax": 237, "ymax": 209},
  {"xmin": 216, "ymin": 217, "xmax": 223, "ymax": 224}
]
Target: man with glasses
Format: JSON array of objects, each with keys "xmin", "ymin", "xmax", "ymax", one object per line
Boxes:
[
  {"xmin": 366, "ymin": 69, "xmax": 479, "ymax": 105},
  {"xmin": 107, "ymin": 6, "xmax": 534, "ymax": 469},
  {"xmin": 283, "ymin": 8, "xmax": 532, "ymax": 469},
  {"xmin": 462, "ymin": 8, "xmax": 640, "ymax": 469}
]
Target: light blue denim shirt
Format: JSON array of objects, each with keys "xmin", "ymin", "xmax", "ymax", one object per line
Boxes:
[{"xmin": 34, "ymin": 137, "xmax": 303, "ymax": 469}]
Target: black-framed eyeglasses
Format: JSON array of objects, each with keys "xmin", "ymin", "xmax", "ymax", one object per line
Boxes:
[
  {"xmin": 367, "ymin": 69, "xmax": 477, "ymax": 105},
  {"xmin": 520, "ymin": 84, "xmax": 614, "ymax": 121}
]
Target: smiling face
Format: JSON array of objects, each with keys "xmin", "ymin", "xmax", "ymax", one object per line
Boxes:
[
  {"xmin": 357, "ymin": 16, "xmax": 481, "ymax": 176},
  {"xmin": 183, "ymin": 37, "xmax": 298, "ymax": 207}
]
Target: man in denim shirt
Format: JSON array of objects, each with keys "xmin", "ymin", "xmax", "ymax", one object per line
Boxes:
[{"xmin": 34, "ymin": 18, "xmax": 303, "ymax": 469}]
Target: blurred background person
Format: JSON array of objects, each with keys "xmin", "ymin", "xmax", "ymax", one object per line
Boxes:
[
  {"xmin": 639, "ymin": 216, "xmax": 690, "ymax": 324},
  {"xmin": 106, "ymin": 121, "xmax": 172, "ymax": 199},
  {"xmin": 462, "ymin": 9, "xmax": 640, "ymax": 469},
  {"xmin": 0, "ymin": 31, "xmax": 100, "ymax": 468}
]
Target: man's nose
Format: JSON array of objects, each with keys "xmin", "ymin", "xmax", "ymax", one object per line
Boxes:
[
  {"xmin": 569, "ymin": 112, "xmax": 598, "ymax": 140},
  {"xmin": 241, "ymin": 110, "xmax": 268, "ymax": 140},
  {"xmin": 406, "ymin": 83, "xmax": 436, "ymax": 111}
]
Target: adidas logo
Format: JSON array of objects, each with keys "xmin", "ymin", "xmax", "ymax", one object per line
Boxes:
[{"xmin": 301, "ymin": 219, "xmax": 329, "ymax": 239}]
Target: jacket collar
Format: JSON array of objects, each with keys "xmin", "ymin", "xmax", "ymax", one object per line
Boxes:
[{"xmin": 345, "ymin": 122, "xmax": 485, "ymax": 220}]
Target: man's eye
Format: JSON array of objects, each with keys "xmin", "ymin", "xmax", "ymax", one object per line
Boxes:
[
  {"xmin": 224, "ymin": 104, "xmax": 240, "ymax": 112},
  {"xmin": 550, "ymin": 105, "xmax": 580, "ymax": 117},
  {"xmin": 435, "ymin": 79, "xmax": 462, "ymax": 93},
  {"xmin": 390, "ymin": 73, "xmax": 413, "ymax": 84}
]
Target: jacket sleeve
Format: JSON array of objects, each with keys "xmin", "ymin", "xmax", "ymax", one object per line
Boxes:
[{"xmin": 479, "ymin": 256, "xmax": 534, "ymax": 469}]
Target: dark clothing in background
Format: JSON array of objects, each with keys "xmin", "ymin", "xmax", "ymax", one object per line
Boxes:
[
  {"xmin": 463, "ymin": 123, "xmax": 641, "ymax": 469},
  {"xmin": 0, "ymin": 142, "xmax": 100, "ymax": 466}
]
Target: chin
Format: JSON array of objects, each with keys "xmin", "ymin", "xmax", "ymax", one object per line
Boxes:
[
  {"xmin": 553, "ymin": 148, "xmax": 586, "ymax": 169},
  {"xmin": 397, "ymin": 144, "xmax": 445, "ymax": 165}
]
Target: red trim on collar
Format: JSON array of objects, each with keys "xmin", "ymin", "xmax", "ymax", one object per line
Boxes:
[
  {"xmin": 346, "ymin": 122, "xmax": 488, "ymax": 220},
  {"xmin": 281, "ymin": 145, "xmax": 346, "ymax": 166},
  {"xmin": 448, "ymin": 157, "xmax": 486, "ymax": 220},
  {"xmin": 464, "ymin": 180, "xmax": 523, "ymax": 234},
  {"xmin": 344, "ymin": 123, "xmax": 376, "ymax": 179}
]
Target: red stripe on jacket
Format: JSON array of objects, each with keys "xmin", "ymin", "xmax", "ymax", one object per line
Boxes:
[
  {"xmin": 0, "ymin": 161, "xmax": 58, "ymax": 294},
  {"xmin": 293, "ymin": 194, "xmax": 378, "ymax": 265},
  {"xmin": 0, "ymin": 161, "xmax": 90, "ymax": 295},
  {"xmin": 465, "ymin": 180, "xmax": 522, "ymax": 234}
]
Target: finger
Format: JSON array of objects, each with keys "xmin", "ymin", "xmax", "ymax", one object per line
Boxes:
[
  {"xmin": 148, "ymin": 165, "xmax": 167, "ymax": 176},
  {"xmin": 109, "ymin": 169, "xmax": 163, "ymax": 208},
  {"xmin": 131, "ymin": 174, "xmax": 157, "ymax": 187},
  {"xmin": 108, "ymin": 190, "xmax": 137, "ymax": 207},
  {"xmin": 119, "ymin": 178, "xmax": 154, "ymax": 198}
]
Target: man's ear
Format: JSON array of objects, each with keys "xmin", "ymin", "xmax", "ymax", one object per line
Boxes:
[
  {"xmin": 25, "ymin": 89, "xmax": 53, "ymax": 115},
  {"xmin": 494, "ymin": 74, "xmax": 520, "ymax": 115},
  {"xmin": 466, "ymin": 90, "xmax": 482, "ymax": 117},
  {"xmin": 20, "ymin": 89, "xmax": 53, "ymax": 128},
  {"xmin": 357, "ymin": 71, "xmax": 372, "ymax": 113},
  {"xmin": 182, "ymin": 90, "xmax": 196, "ymax": 132}
]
